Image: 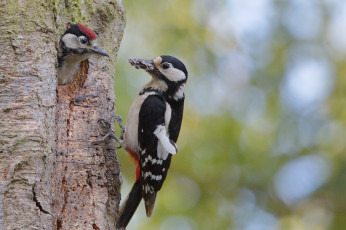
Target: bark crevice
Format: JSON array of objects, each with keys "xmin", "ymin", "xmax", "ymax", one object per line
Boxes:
[
  {"xmin": 93, "ymin": 223, "xmax": 100, "ymax": 230},
  {"xmin": 32, "ymin": 183, "xmax": 50, "ymax": 215}
]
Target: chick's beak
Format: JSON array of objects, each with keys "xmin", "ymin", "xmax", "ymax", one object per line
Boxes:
[
  {"xmin": 91, "ymin": 46, "xmax": 109, "ymax": 57},
  {"xmin": 128, "ymin": 58, "xmax": 155, "ymax": 71}
]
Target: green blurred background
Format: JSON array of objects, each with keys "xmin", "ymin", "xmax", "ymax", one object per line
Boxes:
[{"xmin": 114, "ymin": 0, "xmax": 346, "ymax": 229}]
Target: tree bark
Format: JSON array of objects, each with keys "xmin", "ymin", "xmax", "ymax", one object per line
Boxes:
[{"xmin": 0, "ymin": 1, "xmax": 125, "ymax": 229}]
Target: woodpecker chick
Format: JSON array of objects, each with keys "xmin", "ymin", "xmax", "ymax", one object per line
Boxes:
[
  {"xmin": 116, "ymin": 55, "xmax": 188, "ymax": 230},
  {"xmin": 57, "ymin": 23, "xmax": 109, "ymax": 85}
]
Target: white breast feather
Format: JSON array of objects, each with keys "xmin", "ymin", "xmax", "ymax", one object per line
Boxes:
[
  {"xmin": 58, "ymin": 53, "xmax": 92, "ymax": 85},
  {"xmin": 123, "ymin": 92, "xmax": 156, "ymax": 152},
  {"xmin": 123, "ymin": 89, "xmax": 178, "ymax": 160}
]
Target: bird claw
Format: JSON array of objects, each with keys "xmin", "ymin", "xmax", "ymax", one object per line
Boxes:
[
  {"xmin": 115, "ymin": 115, "xmax": 125, "ymax": 140},
  {"xmin": 93, "ymin": 116, "xmax": 125, "ymax": 149}
]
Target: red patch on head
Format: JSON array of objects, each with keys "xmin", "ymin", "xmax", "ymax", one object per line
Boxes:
[{"xmin": 77, "ymin": 24, "xmax": 96, "ymax": 40}]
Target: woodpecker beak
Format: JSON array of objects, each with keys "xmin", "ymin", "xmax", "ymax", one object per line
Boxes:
[
  {"xmin": 91, "ymin": 46, "xmax": 109, "ymax": 57},
  {"xmin": 128, "ymin": 58, "xmax": 155, "ymax": 71}
]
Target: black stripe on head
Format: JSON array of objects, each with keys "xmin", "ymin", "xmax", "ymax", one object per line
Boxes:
[
  {"xmin": 161, "ymin": 55, "xmax": 188, "ymax": 77},
  {"xmin": 63, "ymin": 24, "xmax": 91, "ymax": 41}
]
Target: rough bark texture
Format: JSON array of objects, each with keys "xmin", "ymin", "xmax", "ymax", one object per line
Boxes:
[{"xmin": 0, "ymin": 0, "xmax": 125, "ymax": 229}]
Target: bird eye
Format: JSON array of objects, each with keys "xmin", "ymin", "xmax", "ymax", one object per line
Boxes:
[
  {"xmin": 162, "ymin": 63, "xmax": 170, "ymax": 69},
  {"xmin": 80, "ymin": 37, "xmax": 88, "ymax": 44}
]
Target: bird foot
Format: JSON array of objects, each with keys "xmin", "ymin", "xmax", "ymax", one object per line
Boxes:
[
  {"xmin": 115, "ymin": 115, "xmax": 126, "ymax": 140},
  {"xmin": 92, "ymin": 116, "xmax": 125, "ymax": 149}
]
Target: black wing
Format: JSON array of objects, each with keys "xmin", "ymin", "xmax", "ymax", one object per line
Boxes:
[
  {"xmin": 167, "ymin": 98, "xmax": 184, "ymax": 143},
  {"xmin": 138, "ymin": 94, "xmax": 174, "ymax": 216},
  {"xmin": 138, "ymin": 94, "xmax": 172, "ymax": 192}
]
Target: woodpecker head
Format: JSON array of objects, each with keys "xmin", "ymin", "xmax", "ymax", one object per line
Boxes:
[
  {"xmin": 57, "ymin": 23, "xmax": 109, "ymax": 85},
  {"xmin": 129, "ymin": 55, "xmax": 188, "ymax": 100}
]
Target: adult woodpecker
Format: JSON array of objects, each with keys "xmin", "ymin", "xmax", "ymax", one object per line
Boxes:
[
  {"xmin": 57, "ymin": 23, "xmax": 109, "ymax": 85},
  {"xmin": 116, "ymin": 55, "xmax": 188, "ymax": 229}
]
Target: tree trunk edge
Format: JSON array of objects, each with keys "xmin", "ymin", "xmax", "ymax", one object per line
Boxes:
[
  {"xmin": 0, "ymin": 0, "xmax": 125, "ymax": 229},
  {"xmin": 52, "ymin": 1, "xmax": 126, "ymax": 228},
  {"xmin": 53, "ymin": 58, "xmax": 121, "ymax": 230}
]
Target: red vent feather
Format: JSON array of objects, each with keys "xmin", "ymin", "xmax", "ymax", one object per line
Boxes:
[{"xmin": 77, "ymin": 24, "xmax": 96, "ymax": 40}]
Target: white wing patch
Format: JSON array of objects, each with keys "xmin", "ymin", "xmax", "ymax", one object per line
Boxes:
[
  {"xmin": 164, "ymin": 102, "xmax": 172, "ymax": 129},
  {"xmin": 143, "ymin": 184, "xmax": 154, "ymax": 194},
  {"xmin": 154, "ymin": 125, "xmax": 177, "ymax": 160}
]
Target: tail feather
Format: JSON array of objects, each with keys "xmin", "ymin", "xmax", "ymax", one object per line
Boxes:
[
  {"xmin": 143, "ymin": 191, "xmax": 157, "ymax": 217},
  {"xmin": 116, "ymin": 180, "xmax": 142, "ymax": 230}
]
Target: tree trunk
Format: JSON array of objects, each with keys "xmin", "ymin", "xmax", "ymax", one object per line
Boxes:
[{"xmin": 0, "ymin": 1, "xmax": 125, "ymax": 229}]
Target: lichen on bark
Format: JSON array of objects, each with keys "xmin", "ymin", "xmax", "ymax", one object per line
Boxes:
[{"xmin": 0, "ymin": 0, "xmax": 125, "ymax": 229}]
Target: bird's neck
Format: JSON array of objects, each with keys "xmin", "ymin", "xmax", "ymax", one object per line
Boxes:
[
  {"xmin": 169, "ymin": 83, "xmax": 185, "ymax": 101},
  {"xmin": 142, "ymin": 79, "xmax": 185, "ymax": 101},
  {"xmin": 142, "ymin": 78, "xmax": 168, "ymax": 92},
  {"xmin": 57, "ymin": 54, "xmax": 88, "ymax": 85}
]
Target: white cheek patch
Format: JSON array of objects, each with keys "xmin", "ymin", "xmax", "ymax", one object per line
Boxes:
[
  {"xmin": 62, "ymin": 34, "xmax": 79, "ymax": 49},
  {"xmin": 62, "ymin": 34, "xmax": 94, "ymax": 50},
  {"xmin": 161, "ymin": 68, "xmax": 186, "ymax": 82}
]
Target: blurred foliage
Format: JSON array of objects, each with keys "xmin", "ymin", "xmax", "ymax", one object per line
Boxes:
[{"xmin": 114, "ymin": 0, "xmax": 346, "ymax": 229}]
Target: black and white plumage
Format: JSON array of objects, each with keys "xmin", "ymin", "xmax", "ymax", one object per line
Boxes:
[
  {"xmin": 116, "ymin": 55, "xmax": 188, "ymax": 230},
  {"xmin": 57, "ymin": 23, "xmax": 109, "ymax": 85}
]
